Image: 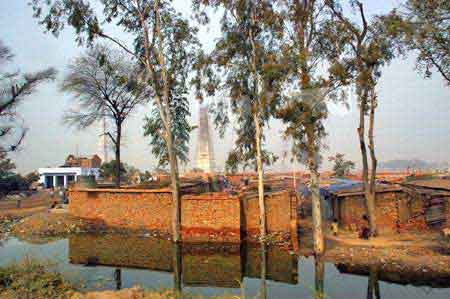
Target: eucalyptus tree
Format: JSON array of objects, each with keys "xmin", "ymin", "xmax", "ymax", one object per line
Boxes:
[
  {"xmin": 275, "ymin": 0, "xmax": 349, "ymax": 254},
  {"xmin": 31, "ymin": 0, "xmax": 200, "ymax": 241},
  {"xmin": 325, "ymin": 0, "xmax": 396, "ymax": 236},
  {"xmin": 0, "ymin": 40, "xmax": 56, "ymax": 152},
  {"xmin": 62, "ymin": 45, "xmax": 147, "ymax": 187},
  {"xmin": 382, "ymin": 0, "xmax": 449, "ymax": 84},
  {"xmin": 193, "ymin": 0, "xmax": 284, "ymax": 240}
]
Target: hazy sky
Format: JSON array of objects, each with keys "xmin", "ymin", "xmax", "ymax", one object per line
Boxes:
[{"xmin": 0, "ymin": 0, "xmax": 449, "ymax": 174}]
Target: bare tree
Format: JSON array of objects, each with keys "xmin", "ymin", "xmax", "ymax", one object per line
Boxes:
[
  {"xmin": 61, "ymin": 45, "xmax": 148, "ymax": 187},
  {"xmin": 0, "ymin": 40, "xmax": 56, "ymax": 152}
]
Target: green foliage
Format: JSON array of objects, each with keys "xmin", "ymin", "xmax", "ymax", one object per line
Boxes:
[
  {"xmin": 275, "ymin": 1, "xmax": 345, "ymax": 171},
  {"xmin": 143, "ymin": 97, "xmax": 193, "ymax": 168},
  {"xmin": 100, "ymin": 160, "xmax": 127, "ymax": 182},
  {"xmin": 0, "ymin": 152, "xmax": 30, "ymax": 195},
  {"xmin": 381, "ymin": 0, "xmax": 450, "ymax": 84},
  {"xmin": 328, "ymin": 153, "xmax": 355, "ymax": 177},
  {"xmin": 194, "ymin": 1, "xmax": 284, "ymax": 172}
]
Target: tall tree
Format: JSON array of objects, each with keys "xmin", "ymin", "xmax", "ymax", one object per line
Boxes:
[
  {"xmin": 276, "ymin": 0, "xmax": 347, "ymax": 254},
  {"xmin": 193, "ymin": 0, "xmax": 284, "ymax": 240},
  {"xmin": 382, "ymin": 0, "xmax": 449, "ymax": 84},
  {"xmin": 0, "ymin": 40, "xmax": 56, "ymax": 152},
  {"xmin": 325, "ymin": 0, "xmax": 396, "ymax": 236},
  {"xmin": 62, "ymin": 45, "xmax": 147, "ymax": 187},
  {"xmin": 31, "ymin": 0, "xmax": 200, "ymax": 242}
]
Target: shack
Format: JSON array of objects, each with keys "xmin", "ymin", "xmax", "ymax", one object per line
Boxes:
[
  {"xmin": 327, "ymin": 185, "xmax": 408, "ymax": 234},
  {"xmin": 401, "ymin": 178, "xmax": 450, "ymax": 230},
  {"xmin": 327, "ymin": 178, "xmax": 450, "ymax": 234}
]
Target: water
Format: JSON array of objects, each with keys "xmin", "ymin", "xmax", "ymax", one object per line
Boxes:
[{"xmin": 1, "ymin": 234, "xmax": 450, "ymax": 299}]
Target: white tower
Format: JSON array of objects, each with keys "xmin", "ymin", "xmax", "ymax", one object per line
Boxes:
[
  {"xmin": 196, "ymin": 103, "xmax": 215, "ymax": 173},
  {"xmin": 98, "ymin": 111, "xmax": 109, "ymax": 163}
]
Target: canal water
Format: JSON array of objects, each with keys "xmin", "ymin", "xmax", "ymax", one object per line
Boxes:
[{"xmin": 1, "ymin": 234, "xmax": 450, "ymax": 299}]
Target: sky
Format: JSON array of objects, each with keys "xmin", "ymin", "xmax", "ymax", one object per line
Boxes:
[{"xmin": 0, "ymin": 0, "xmax": 449, "ymax": 174}]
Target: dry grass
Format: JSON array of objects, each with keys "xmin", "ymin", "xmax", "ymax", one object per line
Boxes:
[{"xmin": 0, "ymin": 257, "xmax": 75, "ymax": 299}]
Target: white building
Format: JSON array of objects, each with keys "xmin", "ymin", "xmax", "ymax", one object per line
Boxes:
[
  {"xmin": 38, "ymin": 167, "xmax": 101, "ymax": 189},
  {"xmin": 38, "ymin": 154, "xmax": 102, "ymax": 188}
]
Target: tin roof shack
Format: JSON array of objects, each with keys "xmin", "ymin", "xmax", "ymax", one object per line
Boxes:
[
  {"xmin": 401, "ymin": 179, "xmax": 450, "ymax": 230},
  {"xmin": 327, "ymin": 185, "xmax": 408, "ymax": 234}
]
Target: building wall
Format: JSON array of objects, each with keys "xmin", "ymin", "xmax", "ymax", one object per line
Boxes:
[
  {"xmin": 68, "ymin": 189, "xmax": 174, "ymax": 233},
  {"xmin": 241, "ymin": 191, "xmax": 298, "ymax": 240},
  {"xmin": 336, "ymin": 191, "xmax": 423, "ymax": 233},
  {"xmin": 68, "ymin": 189, "xmax": 297, "ymax": 243},
  {"xmin": 181, "ymin": 193, "xmax": 241, "ymax": 243}
]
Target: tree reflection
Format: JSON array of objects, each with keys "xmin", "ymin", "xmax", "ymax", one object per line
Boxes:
[
  {"xmin": 114, "ymin": 268, "xmax": 121, "ymax": 290},
  {"xmin": 367, "ymin": 266, "xmax": 381, "ymax": 299},
  {"xmin": 260, "ymin": 243, "xmax": 267, "ymax": 299},
  {"xmin": 314, "ymin": 256, "xmax": 325, "ymax": 299},
  {"xmin": 173, "ymin": 242, "xmax": 182, "ymax": 299}
]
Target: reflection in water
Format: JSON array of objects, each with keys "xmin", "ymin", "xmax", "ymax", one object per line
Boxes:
[
  {"xmin": 68, "ymin": 234, "xmax": 298, "ymax": 291},
  {"xmin": 173, "ymin": 243, "xmax": 182, "ymax": 299},
  {"xmin": 2, "ymin": 235, "xmax": 450, "ymax": 299},
  {"xmin": 335, "ymin": 262, "xmax": 450, "ymax": 289},
  {"xmin": 367, "ymin": 266, "xmax": 380, "ymax": 299},
  {"xmin": 114, "ymin": 268, "xmax": 121, "ymax": 290},
  {"xmin": 260, "ymin": 243, "xmax": 267, "ymax": 299},
  {"xmin": 315, "ymin": 256, "xmax": 325, "ymax": 299}
]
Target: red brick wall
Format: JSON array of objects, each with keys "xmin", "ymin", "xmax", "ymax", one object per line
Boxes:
[
  {"xmin": 68, "ymin": 189, "xmax": 173, "ymax": 233},
  {"xmin": 242, "ymin": 191, "xmax": 297, "ymax": 239},
  {"xmin": 181, "ymin": 193, "xmax": 241, "ymax": 243},
  {"xmin": 69, "ymin": 189, "xmax": 297, "ymax": 243}
]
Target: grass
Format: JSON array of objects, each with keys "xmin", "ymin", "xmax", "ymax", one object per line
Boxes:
[{"xmin": 0, "ymin": 256, "xmax": 75, "ymax": 299}]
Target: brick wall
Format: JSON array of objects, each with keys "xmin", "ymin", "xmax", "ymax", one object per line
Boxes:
[
  {"xmin": 69, "ymin": 189, "xmax": 297, "ymax": 243},
  {"xmin": 241, "ymin": 191, "xmax": 298, "ymax": 240},
  {"xmin": 68, "ymin": 188, "xmax": 173, "ymax": 233},
  {"xmin": 337, "ymin": 191, "xmax": 423, "ymax": 233},
  {"xmin": 181, "ymin": 193, "xmax": 241, "ymax": 243}
]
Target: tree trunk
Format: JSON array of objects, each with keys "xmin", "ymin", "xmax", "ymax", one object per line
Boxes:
[
  {"xmin": 153, "ymin": 0, "xmax": 182, "ymax": 243},
  {"xmin": 249, "ymin": 5, "xmax": 266, "ymax": 241},
  {"xmin": 357, "ymin": 91, "xmax": 377, "ymax": 236},
  {"xmin": 114, "ymin": 121, "xmax": 122, "ymax": 188},
  {"xmin": 368, "ymin": 90, "xmax": 378, "ymax": 236},
  {"xmin": 167, "ymin": 131, "xmax": 182, "ymax": 242},
  {"xmin": 306, "ymin": 126, "xmax": 324, "ymax": 255},
  {"xmin": 254, "ymin": 112, "xmax": 267, "ymax": 240}
]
